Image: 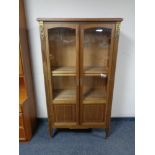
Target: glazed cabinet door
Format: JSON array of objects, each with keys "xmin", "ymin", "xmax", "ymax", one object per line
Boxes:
[
  {"xmin": 44, "ymin": 24, "xmax": 79, "ymax": 127},
  {"xmin": 79, "ymin": 24, "xmax": 115, "ymax": 126}
]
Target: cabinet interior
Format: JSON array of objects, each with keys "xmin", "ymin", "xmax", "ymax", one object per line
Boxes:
[
  {"xmin": 48, "ymin": 28, "xmax": 76, "ymax": 75},
  {"xmin": 82, "ymin": 76, "xmax": 107, "ymax": 103},
  {"xmin": 83, "ymin": 27, "xmax": 111, "ymax": 74},
  {"xmin": 47, "ymin": 26, "xmax": 111, "ymax": 104},
  {"xmin": 52, "ymin": 76, "xmax": 77, "ymax": 103}
]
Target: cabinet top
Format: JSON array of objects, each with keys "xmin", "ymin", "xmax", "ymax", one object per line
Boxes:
[{"xmin": 37, "ymin": 18, "xmax": 123, "ymax": 22}]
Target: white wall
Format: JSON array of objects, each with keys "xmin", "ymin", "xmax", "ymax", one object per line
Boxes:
[{"xmin": 24, "ymin": 0, "xmax": 135, "ymax": 118}]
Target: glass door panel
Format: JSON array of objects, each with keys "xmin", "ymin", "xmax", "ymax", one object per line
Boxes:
[
  {"xmin": 46, "ymin": 25, "xmax": 79, "ymax": 124},
  {"xmin": 80, "ymin": 24, "xmax": 114, "ymax": 102},
  {"xmin": 82, "ymin": 26, "xmax": 113, "ymax": 75},
  {"xmin": 48, "ymin": 27, "xmax": 77, "ymax": 75},
  {"xmin": 80, "ymin": 24, "xmax": 114, "ymax": 124},
  {"xmin": 52, "ymin": 76, "xmax": 77, "ymax": 104},
  {"xmin": 82, "ymin": 76, "xmax": 107, "ymax": 104}
]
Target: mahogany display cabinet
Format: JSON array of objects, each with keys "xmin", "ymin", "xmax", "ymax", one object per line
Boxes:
[{"xmin": 38, "ymin": 18, "xmax": 123, "ymax": 138}]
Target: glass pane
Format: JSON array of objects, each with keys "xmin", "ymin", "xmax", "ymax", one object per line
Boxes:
[
  {"xmin": 83, "ymin": 27, "xmax": 112, "ymax": 74},
  {"xmin": 52, "ymin": 76, "xmax": 77, "ymax": 103},
  {"xmin": 82, "ymin": 76, "xmax": 107, "ymax": 103},
  {"xmin": 48, "ymin": 28, "xmax": 76, "ymax": 75}
]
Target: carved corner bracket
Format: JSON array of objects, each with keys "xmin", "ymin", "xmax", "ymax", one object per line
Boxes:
[
  {"xmin": 39, "ymin": 21, "xmax": 44, "ymax": 39},
  {"xmin": 116, "ymin": 22, "xmax": 121, "ymax": 39}
]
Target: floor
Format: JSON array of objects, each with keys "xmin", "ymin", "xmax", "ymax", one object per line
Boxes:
[{"xmin": 20, "ymin": 119, "xmax": 135, "ymax": 155}]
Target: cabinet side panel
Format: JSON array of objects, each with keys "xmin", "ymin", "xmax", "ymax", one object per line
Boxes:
[
  {"xmin": 39, "ymin": 23, "xmax": 52, "ymax": 135},
  {"xmin": 106, "ymin": 22, "xmax": 121, "ymax": 128}
]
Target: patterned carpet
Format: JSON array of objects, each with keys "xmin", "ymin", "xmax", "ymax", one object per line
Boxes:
[{"xmin": 20, "ymin": 118, "xmax": 135, "ymax": 155}]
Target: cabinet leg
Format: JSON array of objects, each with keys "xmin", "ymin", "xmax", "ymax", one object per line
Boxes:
[
  {"xmin": 48, "ymin": 127, "xmax": 53, "ymax": 137},
  {"xmin": 51, "ymin": 128, "xmax": 53, "ymax": 137},
  {"xmin": 105, "ymin": 128, "xmax": 110, "ymax": 138}
]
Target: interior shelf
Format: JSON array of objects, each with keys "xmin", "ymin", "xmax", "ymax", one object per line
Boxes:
[
  {"xmin": 83, "ymin": 89, "xmax": 107, "ymax": 104},
  {"xmin": 53, "ymin": 89, "xmax": 76, "ymax": 103},
  {"xmin": 83, "ymin": 66, "xmax": 108, "ymax": 75},
  {"xmin": 51, "ymin": 67, "xmax": 76, "ymax": 76}
]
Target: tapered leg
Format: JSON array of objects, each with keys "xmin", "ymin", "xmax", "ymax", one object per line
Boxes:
[
  {"xmin": 105, "ymin": 128, "xmax": 110, "ymax": 138},
  {"xmin": 49, "ymin": 127, "xmax": 53, "ymax": 137},
  {"xmin": 51, "ymin": 128, "xmax": 53, "ymax": 137}
]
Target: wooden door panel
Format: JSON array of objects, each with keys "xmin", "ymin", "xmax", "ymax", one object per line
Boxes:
[
  {"xmin": 53, "ymin": 104, "xmax": 77, "ymax": 123},
  {"xmin": 81, "ymin": 104, "xmax": 106, "ymax": 124}
]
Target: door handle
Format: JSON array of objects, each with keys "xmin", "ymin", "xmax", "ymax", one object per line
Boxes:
[{"xmin": 100, "ymin": 73, "xmax": 107, "ymax": 78}]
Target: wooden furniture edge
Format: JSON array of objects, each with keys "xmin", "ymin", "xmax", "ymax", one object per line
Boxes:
[
  {"xmin": 19, "ymin": 0, "xmax": 37, "ymax": 141},
  {"xmin": 36, "ymin": 18, "xmax": 123, "ymax": 22}
]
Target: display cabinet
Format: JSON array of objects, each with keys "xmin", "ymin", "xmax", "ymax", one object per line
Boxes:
[{"xmin": 38, "ymin": 18, "xmax": 123, "ymax": 137}]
